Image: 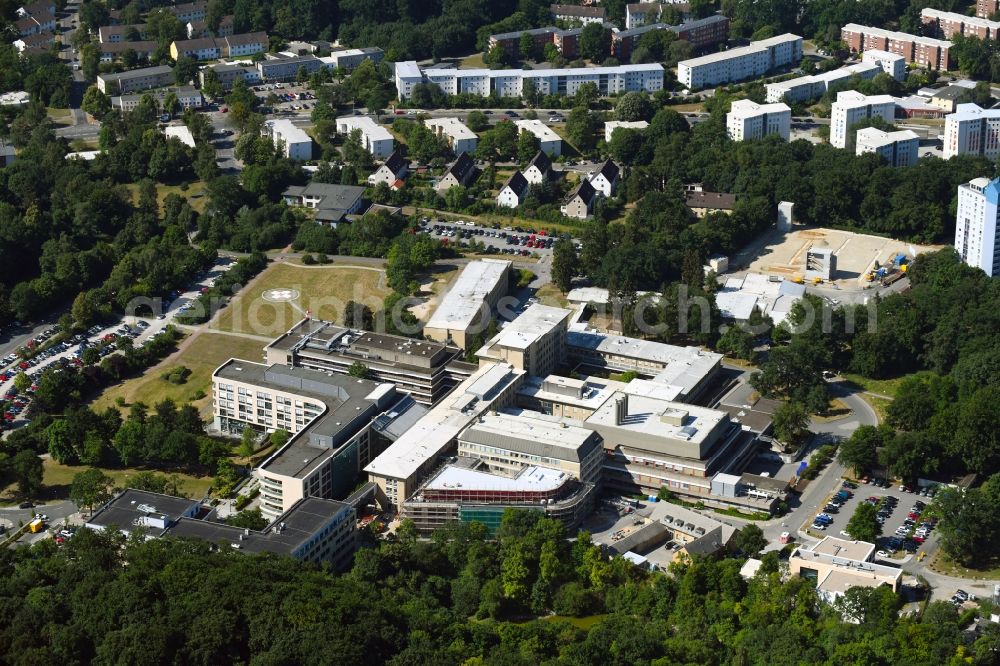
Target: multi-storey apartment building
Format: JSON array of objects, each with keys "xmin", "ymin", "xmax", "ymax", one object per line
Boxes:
[
  {"xmin": 677, "ymin": 33, "xmax": 802, "ymax": 89},
  {"xmin": 96, "ymin": 65, "xmax": 174, "ymax": 94},
  {"xmin": 922, "ymin": 7, "xmax": 1000, "ymax": 39},
  {"xmin": 855, "ymin": 128, "xmax": 919, "ymax": 167},
  {"xmin": 424, "ymin": 117, "xmax": 478, "ymax": 155},
  {"xmin": 612, "ymin": 15, "xmax": 730, "ymax": 60},
  {"xmin": 840, "ymin": 24, "xmax": 952, "ymax": 71},
  {"xmin": 335, "ymin": 116, "xmax": 394, "ymax": 158},
  {"xmin": 955, "ymin": 177, "xmax": 1000, "ymax": 276},
  {"xmin": 944, "ymin": 103, "xmax": 1000, "ymax": 159},
  {"xmin": 726, "ymin": 100, "xmax": 791, "ymax": 141},
  {"xmin": 395, "ymin": 62, "xmax": 664, "ymax": 99},
  {"xmin": 830, "ymin": 90, "xmax": 896, "ymax": 150}
]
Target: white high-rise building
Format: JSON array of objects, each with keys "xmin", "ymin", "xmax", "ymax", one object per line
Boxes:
[
  {"xmin": 855, "ymin": 128, "xmax": 919, "ymax": 167},
  {"xmin": 830, "ymin": 91, "xmax": 896, "ymax": 149},
  {"xmin": 677, "ymin": 33, "xmax": 802, "ymax": 89},
  {"xmin": 726, "ymin": 99, "xmax": 791, "ymax": 141},
  {"xmin": 943, "ymin": 103, "xmax": 1000, "ymax": 159},
  {"xmin": 955, "ymin": 177, "xmax": 1000, "ymax": 277}
]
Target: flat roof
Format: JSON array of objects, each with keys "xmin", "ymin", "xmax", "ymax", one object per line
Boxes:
[
  {"xmin": 567, "ymin": 330, "xmax": 721, "ymax": 395},
  {"xmin": 215, "ymin": 360, "xmax": 389, "ymax": 479},
  {"xmin": 856, "ymin": 127, "xmax": 919, "ymax": 147},
  {"xmin": 486, "ymin": 303, "xmax": 572, "ymax": 351},
  {"xmin": 265, "ymin": 118, "xmax": 311, "ymax": 144},
  {"xmin": 87, "ymin": 488, "xmax": 199, "ymax": 536},
  {"xmin": 166, "ymin": 497, "xmax": 350, "ymax": 555},
  {"xmin": 394, "ymin": 60, "xmax": 422, "ymax": 79},
  {"xmin": 417, "ymin": 62, "xmax": 664, "ymax": 78},
  {"xmin": 817, "ymin": 568, "xmax": 898, "ymax": 595},
  {"xmin": 99, "ymin": 65, "xmax": 172, "ymax": 81},
  {"xmin": 460, "ymin": 408, "xmax": 596, "ymax": 456},
  {"xmin": 729, "ymin": 99, "xmax": 791, "ymax": 117},
  {"xmin": 605, "ymin": 120, "xmax": 648, "ymax": 131},
  {"xmin": 425, "ymin": 117, "xmax": 477, "ymax": 141},
  {"xmin": 425, "ymin": 464, "xmax": 569, "ymax": 492},
  {"xmin": 518, "ymin": 373, "xmax": 626, "ymax": 409},
  {"xmin": 842, "ymin": 23, "xmax": 952, "ymax": 48},
  {"xmin": 811, "ymin": 536, "xmax": 876, "ymax": 562},
  {"xmin": 585, "ymin": 391, "xmax": 726, "ymax": 445},
  {"xmin": 364, "ymin": 363, "xmax": 523, "ymax": 481},
  {"xmin": 680, "ymin": 33, "xmax": 801, "ymax": 68},
  {"xmin": 425, "ymin": 259, "xmax": 512, "ymax": 331},
  {"xmin": 335, "ymin": 115, "xmax": 393, "ymax": 142},
  {"xmin": 164, "ymin": 125, "xmax": 195, "ymax": 148},
  {"xmin": 514, "ymin": 119, "xmax": 562, "ymax": 144}
]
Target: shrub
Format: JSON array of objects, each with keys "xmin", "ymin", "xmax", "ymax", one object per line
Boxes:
[{"xmin": 301, "ymin": 254, "xmax": 316, "ymax": 265}]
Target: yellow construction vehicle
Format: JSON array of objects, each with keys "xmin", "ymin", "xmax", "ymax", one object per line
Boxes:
[
  {"xmin": 812, "ymin": 277, "xmax": 823, "ymax": 285},
  {"xmin": 791, "ymin": 275, "xmax": 804, "ymax": 284}
]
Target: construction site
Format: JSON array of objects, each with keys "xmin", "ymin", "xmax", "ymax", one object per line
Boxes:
[{"xmin": 732, "ymin": 227, "xmax": 940, "ymax": 291}]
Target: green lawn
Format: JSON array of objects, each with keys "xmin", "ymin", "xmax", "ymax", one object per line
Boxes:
[
  {"xmin": 91, "ymin": 331, "xmax": 267, "ymax": 418},
  {"xmin": 928, "ymin": 550, "xmax": 1000, "ymax": 580},
  {"xmin": 535, "ymin": 282, "xmax": 569, "ymax": 308},
  {"xmin": 126, "ymin": 180, "xmax": 209, "ymax": 214},
  {"xmin": 212, "ymin": 261, "xmax": 391, "ymax": 337},
  {"xmin": 460, "ymin": 53, "xmax": 486, "ymax": 69},
  {"xmin": 0, "ymin": 459, "xmax": 215, "ymax": 505},
  {"xmin": 841, "ymin": 373, "xmax": 922, "ymax": 398}
]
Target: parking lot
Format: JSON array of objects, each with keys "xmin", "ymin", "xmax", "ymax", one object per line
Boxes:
[
  {"xmin": 251, "ymin": 83, "xmax": 315, "ymax": 115},
  {"xmin": 805, "ymin": 479, "xmax": 940, "ymax": 563},
  {"xmin": 420, "ymin": 220, "xmax": 568, "ymax": 257}
]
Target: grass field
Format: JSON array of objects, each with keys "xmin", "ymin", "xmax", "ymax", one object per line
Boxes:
[
  {"xmin": 535, "ymin": 282, "xmax": 569, "ymax": 308},
  {"xmin": 929, "ymin": 550, "xmax": 1000, "ymax": 580},
  {"xmin": 41, "ymin": 459, "xmax": 214, "ymax": 500},
  {"xmin": 46, "ymin": 107, "xmax": 72, "ymax": 125},
  {"xmin": 842, "ymin": 372, "xmax": 924, "ymax": 398},
  {"xmin": 460, "ymin": 53, "xmax": 486, "ymax": 68},
  {"xmin": 212, "ymin": 261, "xmax": 391, "ymax": 337},
  {"xmin": 126, "ymin": 181, "xmax": 209, "ymax": 214},
  {"xmin": 92, "ymin": 331, "xmax": 266, "ymax": 417}
]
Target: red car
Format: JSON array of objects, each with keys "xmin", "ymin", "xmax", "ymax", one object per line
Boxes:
[{"xmin": 18, "ymin": 361, "xmax": 28, "ymax": 370}]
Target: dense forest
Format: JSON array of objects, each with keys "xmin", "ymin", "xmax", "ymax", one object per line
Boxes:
[{"xmin": 0, "ymin": 510, "xmax": 994, "ymax": 665}]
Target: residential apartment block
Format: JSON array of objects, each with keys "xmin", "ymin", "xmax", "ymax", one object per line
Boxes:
[
  {"xmin": 212, "ymin": 360, "xmax": 407, "ymax": 520},
  {"xmin": 726, "ymin": 99, "xmax": 791, "ymax": 142},
  {"xmin": 955, "ymin": 177, "xmax": 1000, "ymax": 276},
  {"xmin": 394, "ymin": 62, "xmax": 664, "ymax": 100},
  {"xmin": 97, "ymin": 40, "xmax": 159, "ymax": 62},
  {"xmin": 199, "ymin": 62, "xmax": 261, "ymax": 90},
  {"xmin": 561, "ymin": 180, "xmax": 596, "ymax": 219},
  {"xmin": 423, "ymin": 259, "xmax": 512, "ymax": 347},
  {"xmin": 169, "ymin": 31, "xmax": 268, "ymax": 60},
  {"xmin": 944, "ymin": 103, "xmax": 1000, "ymax": 159},
  {"xmin": 187, "ymin": 14, "xmax": 234, "ymax": 38},
  {"xmin": 840, "ymin": 24, "xmax": 952, "ymax": 71},
  {"xmin": 589, "ymin": 158, "xmax": 620, "ymax": 197},
  {"xmin": 15, "ymin": 1, "xmax": 55, "ymax": 37},
  {"xmin": 111, "ymin": 86, "xmax": 203, "ymax": 113},
  {"xmin": 677, "ymin": 33, "xmax": 802, "ymax": 89},
  {"xmin": 612, "ymin": 15, "xmax": 730, "ymax": 61},
  {"xmin": 922, "ymin": 7, "xmax": 1000, "ymax": 40},
  {"xmin": 424, "ymin": 117, "xmax": 478, "ymax": 155},
  {"xmin": 262, "ymin": 119, "xmax": 312, "ymax": 160},
  {"xmin": 265, "ymin": 319, "xmax": 472, "ymax": 406},
  {"xmin": 515, "ymin": 119, "xmax": 562, "ymax": 156},
  {"xmin": 855, "ymin": 128, "xmax": 919, "ymax": 166},
  {"xmin": 96, "ymin": 65, "xmax": 173, "ymax": 94},
  {"xmin": 487, "ymin": 26, "xmax": 582, "ymax": 60},
  {"xmin": 978, "ymin": 0, "xmax": 999, "ymax": 19},
  {"xmin": 164, "ymin": 1, "xmax": 207, "ymax": 23},
  {"xmin": 830, "ymin": 90, "xmax": 896, "ymax": 150},
  {"xmin": 335, "ymin": 116, "xmax": 394, "ymax": 158},
  {"xmin": 98, "ymin": 24, "xmax": 148, "ymax": 43},
  {"xmin": 256, "ymin": 54, "xmax": 325, "ymax": 82},
  {"xmin": 550, "ymin": 3, "xmax": 605, "ymax": 24},
  {"xmin": 861, "ymin": 49, "xmax": 907, "ymax": 80},
  {"xmin": 605, "ymin": 120, "xmax": 648, "ymax": 142},
  {"xmin": 87, "ymin": 489, "xmax": 358, "ymax": 570},
  {"xmin": 367, "ymin": 150, "xmax": 408, "ymax": 188}
]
